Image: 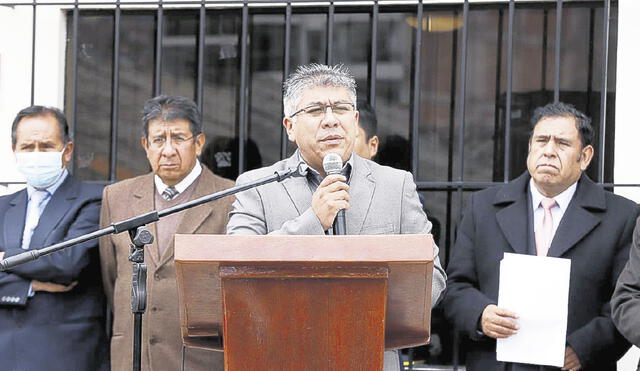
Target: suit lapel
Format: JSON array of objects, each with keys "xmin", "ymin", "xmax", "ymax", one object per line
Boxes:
[
  {"xmin": 132, "ymin": 173, "xmax": 161, "ymax": 267},
  {"xmin": 281, "ymin": 154, "xmax": 313, "ymax": 216},
  {"xmin": 547, "ymin": 175, "xmax": 603, "ymax": 257},
  {"xmin": 4, "ymin": 190, "xmax": 27, "ymax": 250},
  {"xmin": 346, "ymin": 156, "xmax": 375, "ymax": 235},
  {"xmin": 29, "ymin": 176, "xmax": 77, "ymax": 249},
  {"xmin": 157, "ymin": 168, "xmax": 219, "ymax": 268},
  {"xmin": 495, "ymin": 173, "xmax": 531, "ymax": 255}
]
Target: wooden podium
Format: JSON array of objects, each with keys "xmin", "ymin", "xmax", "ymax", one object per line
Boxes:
[{"xmin": 174, "ymin": 234, "xmax": 434, "ymax": 371}]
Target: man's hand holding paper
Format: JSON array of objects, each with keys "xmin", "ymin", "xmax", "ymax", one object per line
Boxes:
[{"xmin": 480, "ymin": 304, "xmax": 519, "ymax": 339}]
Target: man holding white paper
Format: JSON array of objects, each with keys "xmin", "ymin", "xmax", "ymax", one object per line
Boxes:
[{"xmin": 442, "ymin": 102, "xmax": 639, "ymax": 371}]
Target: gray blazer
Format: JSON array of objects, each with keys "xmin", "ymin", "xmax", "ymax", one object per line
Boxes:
[
  {"xmin": 227, "ymin": 152, "xmax": 446, "ymax": 371},
  {"xmin": 227, "ymin": 152, "xmax": 446, "ymax": 309}
]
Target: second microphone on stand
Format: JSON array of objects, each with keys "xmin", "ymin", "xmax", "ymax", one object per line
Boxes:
[{"xmin": 322, "ymin": 153, "xmax": 347, "ymax": 235}]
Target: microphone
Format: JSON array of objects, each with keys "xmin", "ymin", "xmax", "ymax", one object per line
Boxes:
[{"xmin": 322, "ymin": 153, "xmax": 347, "ymax": 235}]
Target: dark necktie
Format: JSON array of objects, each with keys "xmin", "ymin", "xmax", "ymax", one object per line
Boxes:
[{"xmin": 162, "ymin": 186, "xmax": 179, "ymax": 201}]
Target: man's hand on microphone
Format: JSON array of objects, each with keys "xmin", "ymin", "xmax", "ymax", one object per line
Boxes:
[
  {"xmin": 480, "ymin": 304, "xmax": 519, "ymax": 339},
  {"xmin": 312, "ymin": 174, "xmax": 349, "ymax": 230}
]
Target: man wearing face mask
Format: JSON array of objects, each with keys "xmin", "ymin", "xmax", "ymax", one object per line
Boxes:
[{"xmin": 0, "ymin": 106, "xmax": 109, "ymax": 371}]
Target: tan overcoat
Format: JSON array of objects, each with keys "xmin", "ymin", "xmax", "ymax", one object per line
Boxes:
[{"xmin": 99, "ymin": 167, "xmax": 234, "ymax": 371}]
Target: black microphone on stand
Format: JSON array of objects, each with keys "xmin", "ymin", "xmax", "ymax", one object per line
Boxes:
[{"xmin": 323, "ymin": 153, "xmax": 347, "ymax": 235}]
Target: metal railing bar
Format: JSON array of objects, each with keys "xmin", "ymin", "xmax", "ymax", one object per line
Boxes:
[
  {"xmin": 237, "ymin": 0, "xmax": 249, "ymax": 174},
  {"xmin": 196, "ymin": 0, "xmax": 205, "ymax": 113},
  {"xmin": 153, "ymin": 0, "xmax": 163, "ymax": 96},
  {"xmin": 444, "ymin": 7, "xmax": 458, "ymax": 305},
  {"xmin": 504, "ymin": 0, "xmax": 514, "ymax": 181},
  {"xmin": 280, "ymin": 1, "xmax": 291, "ymax": 159},
  {"xmin": 367, "ymin": 0, "xmax": 378, "ymax": 107},
  {"xmin": 542, "ymin": 8, "xmax": 547, "ymax": 89},
  {"xmin": 457, "ymin": 0, "xmax": 468, "ymax": 184},
  {"xmin": 326, "ymin": 0, "xmax": 334, "ymax": 64},
  {"xmin": 415, "ymin": 181, "xmax": 640, "ymax": 190},
  {"xmin": 586, "ymin": 7, "xmax": 594, "ymax": 118},
  {"xmin": 597, "ymin": 0, "xmax": 610, "ymax": 183},
  {"xmin": 493, "ymin": 8, "xmax": 503, "ymax": 181},
  {"xmin": 3, "ymin": 181, "xmax": 639, "ymax": 189},
  {"xmin": 109, "ymin": 0, "xmax": 121, "ymax": 181},
  {"xmin": 30, "ymin": 3, "xmax": 36, "ymax": 105},
  {"xmin": 70, "ymin": 2, "xmax": 79, "ymax": 175},
  {"xmin": 553, "ymin": 0, "xmax": 562, "ymax": 102},
  {"xmin": 410, "ymin": 0, "xmax": 422, "ymax": 177},
  {"xmin": 5, "ymin": 0, "xmax": 604, "ymax": 6}
]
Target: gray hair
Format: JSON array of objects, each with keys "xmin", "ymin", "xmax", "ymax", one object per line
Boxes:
[{"xmin": 283, "ymin": 63, "xmax": 357, "ymax": 117}]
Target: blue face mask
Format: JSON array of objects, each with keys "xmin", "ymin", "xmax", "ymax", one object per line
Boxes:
[{"xmin": 15, "ymin": 149, "xmax": 65, "ymax": 189}]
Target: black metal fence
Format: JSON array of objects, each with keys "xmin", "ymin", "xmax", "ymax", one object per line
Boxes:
[{"xmin": 1, "ymin": 0, "xmax": 636, "ymax": 367}]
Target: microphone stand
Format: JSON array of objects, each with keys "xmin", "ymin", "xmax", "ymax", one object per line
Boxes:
[{"xmin": 0, "ymin": 164, "xmax": 305, "ymax": 371}]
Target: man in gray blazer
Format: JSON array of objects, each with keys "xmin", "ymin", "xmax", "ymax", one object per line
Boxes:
[{"xmin": 227, "ymin": 63, "xmax": 446, "ymax": 371}]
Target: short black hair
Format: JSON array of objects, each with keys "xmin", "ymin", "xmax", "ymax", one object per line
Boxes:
[
  {"xmin": 530, "ymin": 102, "xmax": 593, "ymax": 147},
  {"xmin": 141, "ymin": 95, "xmax": 202, "ymax": 138},
  {"xmin": 11, "ymin": 106, "xmax": 70, "ymax": 147},
  {"xmin": 357, "ymin": 101, "xmax": 377, "ymax": 140}
]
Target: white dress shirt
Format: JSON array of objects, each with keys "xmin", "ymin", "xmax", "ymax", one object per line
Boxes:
[{"xmin": 154, "ymin": 160, "xmax": 202, "ymax": 197}]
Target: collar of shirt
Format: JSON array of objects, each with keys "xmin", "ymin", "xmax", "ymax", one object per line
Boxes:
[
  {"xmin": 26, "ymin": 168, "xmax": 68, "ymax": 199},
  {"xmin": 154, "ymin": 160, "xmax": 202, "ymax": 196},
  {"xmin": 296, "ymin": 150, "xmax": 354, "ymax": 190},
  {"xmin": 529, "ymin": 178, "xmax": 577, "ymax": 213}
]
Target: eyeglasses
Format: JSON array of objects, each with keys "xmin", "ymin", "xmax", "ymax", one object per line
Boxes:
[
  {"xmin": 290, "ymin": 102, "xmax": 355, "ymax": 118},
  {"xmin": 148, "ymin": 134, "xmax": 195, "ymax": 149}
]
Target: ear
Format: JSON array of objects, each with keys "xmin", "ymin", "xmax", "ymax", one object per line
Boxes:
[
  {"xmin": 195, "ymin": 133, "xmax": 206, "ymax": 156},
  {"xmin": 579, "ymin": 144, "xmax": 594, "ymax": 171},
  {"xmin": 141, "ymin": 136, "xmax": 148, "ymax": 150},
  {"xmin": 368, "ymin": 135, "xmax": 379, "ymax": 159},
  {"xmin": 283, "ymin": 117, "xmax": 296, "ymax": 142},
  {"xmin": 61, "ymin": 141, "xmax": 74, "ymax": 166}
]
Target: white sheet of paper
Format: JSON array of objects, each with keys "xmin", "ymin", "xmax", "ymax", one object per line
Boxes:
[{"xmin": 496, "ymin": 252, "xmax": 571, "ymax": 367}]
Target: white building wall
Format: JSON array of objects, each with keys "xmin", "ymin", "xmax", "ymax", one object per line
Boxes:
[{"xmin": 0, "ymin": 4, "xmax": 66, "ymax": 194}]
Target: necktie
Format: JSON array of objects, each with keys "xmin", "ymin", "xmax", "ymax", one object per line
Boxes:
[
  {"xmin": 535, "ymin": 197, "xmax": 557, "ymax": 256},
  {"xmin": 162, "ymin": 186, "xmax": 179, "ymax": 201},
  {"xmin": 21, "ymin": 190, "xmax": 50, "ymax": 250}
]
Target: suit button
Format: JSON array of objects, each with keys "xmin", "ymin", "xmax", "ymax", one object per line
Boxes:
[
  {"xmin": 149, "ymin": 336, "xmax": 158, "ymax": 345},
  {"xmin": 151, "ymin": 306, "xmax": 158, "ymax": 312},
  {"xmin": 154, "ymin": 273, "xmax": 161, "ymax": 280}
]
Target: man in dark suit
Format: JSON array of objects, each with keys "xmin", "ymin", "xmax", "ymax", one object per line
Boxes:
[
  {"xmin": 0, "ymin": 106, "xmax": 108, "ymax": 371},
  {"xmin": 442, "ymin": 102, "xmax": 638, "ymax": 371}
]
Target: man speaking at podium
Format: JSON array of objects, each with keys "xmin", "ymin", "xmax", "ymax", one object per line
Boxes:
[{"xmin": 227, "ymin": 63, "xmax": 446, "ymax": 370}]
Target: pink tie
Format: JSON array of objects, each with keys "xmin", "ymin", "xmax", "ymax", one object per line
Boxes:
[{"xmin": 535, "ymin": 198, "xmax": 557, "ymax": 256}]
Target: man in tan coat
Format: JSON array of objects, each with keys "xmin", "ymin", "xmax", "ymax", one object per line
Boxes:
[{"xmin": 99, "ymin": 95, "xmax": 233, "ymax": 370}]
